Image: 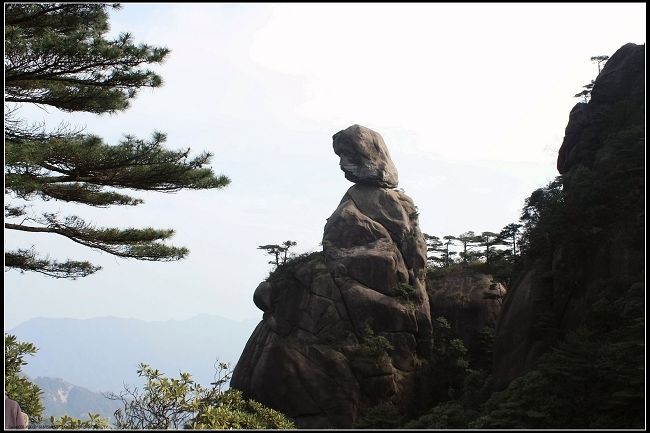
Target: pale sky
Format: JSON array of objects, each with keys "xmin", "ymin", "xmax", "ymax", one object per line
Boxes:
[{"xmin": 4, "ymin": 3, "xmax": 646, "ymax": 329}]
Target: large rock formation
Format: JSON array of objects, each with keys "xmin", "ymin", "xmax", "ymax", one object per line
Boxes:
[
  {"xmin": 232, "ymin": 125, "xmax": 433, "ymax": 428},
  {"xmin": 493, "ymin": 43, "xmax": 645, "ymax": 390}
]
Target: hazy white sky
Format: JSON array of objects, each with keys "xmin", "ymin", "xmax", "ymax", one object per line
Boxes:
[{"xmin": 4, "ymin": 3, "xmax": 646, "ymax": 329}]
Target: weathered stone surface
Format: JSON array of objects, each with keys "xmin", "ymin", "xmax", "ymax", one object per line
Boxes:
[
  {"xmin": 339, "ymin": 279, "xmax": 420, "ymax": 336},
  {"xmin": 323, "ymin": 199, "xmax": 391, "ymax": 249},
  {"xmin": 333, "ymin": 124, "xmax": 399, "ymax": 188},
  {"xmin": 491, "ymin": 267, "xmax": 539, "ymax": 389},
  {"xmin": 427, "ymin": 270, "xmax": 501, "ymax": 367},
  {"xmin": 346, "ymin": 185, "xmax": 410, "ymax": 241},
  {"xmin": 231, "ymin": 126, "xmax": 432, "ymax": 428},
  {"xmin": 329, "ymin": 239, "xmax": 409, "ymax": 297}
]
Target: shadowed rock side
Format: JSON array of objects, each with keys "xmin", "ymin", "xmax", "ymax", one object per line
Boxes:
[
  {"xmin": 557, "ymin": 43, "xmax": 645, "ymax": 174},
  {"xmin": 493, "ymin": 43, "xmax": 645, "ymax": 390},
  {"xmin": 427, "ymin": 271, "xmax": 501, "ymax": 366},
  {"xmin": 231, "ymin": 127, "xmax": 432, "ymax": 428}
]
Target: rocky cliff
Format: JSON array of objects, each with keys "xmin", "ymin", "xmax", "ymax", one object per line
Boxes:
[
  {"xmin": 427, "ymin": 270, "xmax": 501, "ymax": 369},
  {"xmin": 231, "ymin": 125, "xmax": 433, "ymax": 428},
  {"xmin": 492, "ymin": 43, "xmax": 645, "ymax": 391}
]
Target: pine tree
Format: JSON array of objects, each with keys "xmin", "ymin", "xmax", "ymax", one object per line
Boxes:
[
  {"xmin": 257, "ymin": 241, "xmax": 297, "ymax": 268},
  {"xmin": 423, "ymin": 234, "xmax": 446, "ymax": 267},
  {"xmin": 442, "ymin": 235, "xmax": 457, "ymax": 267},
  {"xmin": 455, "ymin": 231, "xmax": 482, "ymax": 264},
  {"xmin": 478, "ymin": 231, "xmax": 506, "ymax": 264},
  {"xmin": 5, "ymin": 4, "xmax": 230, "ymax": 279},
  {"xmin": 590, "ymin": 55, "xmax": 609, "ymax": 73},
  {"xmin": 498, "ymin": 223, "xmax": 522, "ymax": 256}
]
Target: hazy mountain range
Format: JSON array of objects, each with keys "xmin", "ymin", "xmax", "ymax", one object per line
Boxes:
[{"xmin": 9, "ymin": 315, "xmax": 260, "ymax": 393}]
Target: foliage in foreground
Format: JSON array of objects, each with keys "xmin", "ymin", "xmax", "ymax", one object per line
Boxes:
[
  {"xmin": 49, "ymin": 414, "xmax": 110, "ymax": 430},
  {"xmin": 5, "ymin": 3, "xmax": 230, "ymax": 279},
  {"xmin": 110, "ymin": 362, "xmax": 295, "ymax": 429},
  {"xmin": 4, "ymin": 334, "xmax": 44, "ymax": 423}
]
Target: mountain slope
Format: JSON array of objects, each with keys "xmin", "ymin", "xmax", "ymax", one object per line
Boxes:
[{"xmin": 34, "ymin": 376, "xmax": 122, "ymax": 422}]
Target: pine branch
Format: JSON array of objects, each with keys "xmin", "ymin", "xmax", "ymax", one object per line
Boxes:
[
  {"xmin": 5, "ymin": 248, "xmax": 101, "ymax": 279},
  {"xmin": 5, "ymin": 133, "xmax": 230, "ymax": 198},
  {"xmin": 42, "ymin": 183, "xmax": 145, "ymax": 206},
  {"xmin": 5, "ymin": 214, "xmax": 189, "ymax": 261},
  {"xmin": 5, "ymin": 205, "xmax": 27, "ymax": 219},
  {"xmin": 5, "ymin": 4, "xmax": 169, "ymax": 114},
  {"xmin": 4, "ymin": 3, "xmax": 230, "ymax": 279}
]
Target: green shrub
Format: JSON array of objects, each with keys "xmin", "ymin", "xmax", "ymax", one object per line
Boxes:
[
  {"xmin": 4, "ymin": 334, "xmax": 44, "ymax": 423},
  {"xmin": 112, "ymin": 362, "xmax": 295, "ymax": 429},
  {"xmin": 191, "ymin": 389, "xmax": 295, "ymax": 429},
  {"xmin": 358, "ymin": 322, "xmax": 394, "ymax": 359},
  {"xmin": 396, "ymin": 282, "xmax": 417, "ymax": 303},
  {"xmin": 50, "ymin": 414, "xmax": 110, "ymax": 430}
]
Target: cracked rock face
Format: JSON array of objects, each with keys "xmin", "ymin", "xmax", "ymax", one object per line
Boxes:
[{"xmin": 231, "ymin": 125, "xmax": 432, "ymax": 428}]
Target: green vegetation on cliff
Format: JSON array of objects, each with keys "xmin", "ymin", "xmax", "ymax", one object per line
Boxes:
[{"xmin": 404, "ymin": 43, "xmax": 644, "ymax": 429}]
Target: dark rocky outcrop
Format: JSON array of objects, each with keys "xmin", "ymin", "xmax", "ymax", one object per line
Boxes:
[
  {"xmin": 557, "ymin": 43, "xmax": 645, "ymax": 174},
  {"xmin": 427, "ymin": 270, "xmax": 501, "ymax": 367},
  {"xmin": 232, "ymin": 125, "xmax": 432, "ymax": 428},
  {"xmin": 493, "ymin": 43, "xmax": 645, "ymax": 390}
]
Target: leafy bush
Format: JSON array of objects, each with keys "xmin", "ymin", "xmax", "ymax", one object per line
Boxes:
[
  {"xmin": 110, "ymin": 361, "xmax": 295, "ymax": 429},
  {"xmin": 50, "ymin": 414, "xmax": 110, "ymax": 430},
  {"xmin": 358, "ymin": 323, "xmax": 394, "ymax": 359},
  {"xmin": 4, "ymin": 334, "xmax": 44, "ymax": 423},
  {"xmin": 396, "ymin": 282, "xmax": 417, "ymax": 303},
  {"xmin": 191, "ymin": 389, "xmax": 295, "ymax": 429}
]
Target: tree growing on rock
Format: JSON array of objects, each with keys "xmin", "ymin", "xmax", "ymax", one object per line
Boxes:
[
  {"xmin": 442, "ymin": 235, "xmax": 458, "ymax": 267},
  {"xmin": 257, "ymin": 240, "xmax": 297, "ymax": 267},
  {"xmin": 574, "ymin": 55, "xmax": 610, "ymax": 103},
  {"xmin": 574, "ymin": 86, "xmax": 593, "ymax": 103},
  {"xmin": 4, "ymin": 3, "xmax": 230, "ymax": 279},
  {"xmin": 424, "ymin": 234, "xmax": 446, "ymax": 267},
  {"xmin": 498, "ymin": 223, "xmax": 522, "ymax": 257},
  {"xmin": 478, "ymin": 231, "xmax": 511, "ymax": 264},
  {"xmin": 590, "ymin": 55, "xmax": 610, "ymax": 73},
  {"xmin": 456, "ymin": 231, "xmax": 482, "ymax": 264}
]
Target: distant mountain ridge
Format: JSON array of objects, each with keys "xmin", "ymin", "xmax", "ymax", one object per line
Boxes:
[
  {"xmin": 9, "ymin": 314, "xmax": 259, "ymax": 393},
  {"xmin": 34, "ymin": 376, "xmax": 122, "ymax": 422}
]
